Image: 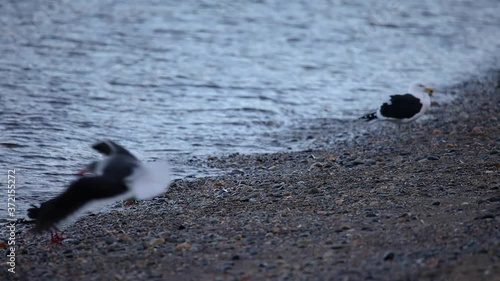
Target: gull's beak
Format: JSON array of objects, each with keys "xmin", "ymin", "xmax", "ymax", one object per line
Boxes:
[{"xmin": 425, "ymin": 87, "xmax": 434, "ymax": 95}]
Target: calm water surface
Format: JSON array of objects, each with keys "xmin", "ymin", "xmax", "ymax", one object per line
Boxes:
[{"xmin": 1, "ymin": 0, "xmax": 499, "ymax": 217}]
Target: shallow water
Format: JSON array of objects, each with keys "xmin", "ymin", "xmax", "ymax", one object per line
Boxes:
[{"xmin": 1, "ymin": 0, "xmax": 499, "ymax": 217}]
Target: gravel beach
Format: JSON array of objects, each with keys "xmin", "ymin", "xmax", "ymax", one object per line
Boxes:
[{"xmin": 2, "ymin": 72, "xmax": 499, "ymax": 281}]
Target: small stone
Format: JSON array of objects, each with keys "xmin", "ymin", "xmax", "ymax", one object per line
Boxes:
[
  {"xmin": 272, "ymin": 183, "xmax": 284, "ymax": 189},
  {"xmin": 159, "ymin": 231, "xmax": 172, "ymax": 239},
  {"xmin": 230, "ymin": 169, "xmax": 244, "ymax": 175},
  {"xmin": 209, "ymin": 218, "xmax": 220, "ymax": 224},
  {"xmin": 432, "ymin": 129, "xmax": 442, "ymax": 135},
  {"xmin": 470, "ymin": 127, "xmax": 483, "ymax": 135},
  {"xmin": 248, "ymin": 247, "xmax": 259, "ymax": 255},
  {"xmin": 364, "ymin": 159, "xmax": 376, "ymax": 166},
  {"xmin": 383, "ymin": 251, "xmax": 395, "ymax": 261},
  {"xmin": 352, "ymin": 159, "xmax": 364, "ymax": 166},
  {"xmin": 476, "ymin": 214, "xmax": 495, "ymax": 220},
  {"xmin": 61, "ymin": 238, "xmax": 81, "ymax": 245},
  {"xmin": 148, "ymin": 238, "xmax": 165, "ymax": 246},
  {"xmin": 272, "ymin": 192, "xmax": 283, "ymax": 197},
  {"xmin": 219, "ymin": 262, "xmax": 234, "ymax": 272},
  {"xmin": 309, "ymin": 162, "xmax": 324, "ymax": 170},
  {"xmin": 295, "ymin": 239, "xmax": 310, "ymax": 248},
  {"xmin": 487, "ymin": 196, "xmax": 500, "ymax": 202},
  {"xmin": 325, "ymin": 155, "xmax": 335, "ymax": 162},
  {"xmin": 105, "ymin": 236, "xmax": 117, "ymax": 245},
  {"xmin": 308, "ymin": 187, "xmax": 320, "ymax": 194},
  {"xmin": 336, "ymin": 225, "xmax": 351, "ymax": 232},
  {"xmin": 272, "ymin": 227, "xmax": 281, "ymax": 233},
  {"xmin": 231, "ymin": 255, "xmax": 240, "ymax": 260},
  {"xmin": 425, "ymin": 257, "xmax": 439, "ymax": 267},
  {"xmin": 249, "ymin": 192, "xmax": 260, "ymax": 198},
  {"xmin": 427, "ymin": 155, "xmax": 440, "ymax": 161},
  {"xmin": 213, "ymin": 181, "xmax": 224, "ymax": 187},
  {"xmin": 322, "ymin": 250, "xmax": 335, "ymax": 260},
  {"xmin": 432, "ymin": 201, "xmax": 441, "ymax": 206},
  {"xmin": 365, "ymin": 212, "xmax": 377, "ymax": 217},
  {"xmin": 175, "ymin": 242, "xmax": 192, "ymax": 251},
  {"xmin": 299, "ymin": 231, "xmax": 310, "ymax": 237},
  {"xmin": 189, "ymin": 243, "xmax": 202, "ymax": 252},
  {"xmin": 259, "ymin": 262, "xmax": 269, "ymax": 268}
]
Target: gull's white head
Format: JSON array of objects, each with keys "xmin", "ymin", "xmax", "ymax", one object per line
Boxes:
[{"xmin": 409, "ymin": 82, "xmax": 434, "ymax": 95}]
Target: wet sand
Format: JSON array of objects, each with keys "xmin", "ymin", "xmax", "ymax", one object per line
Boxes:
[{"xmin": 2, "ymin": 71, "xmax": 499, "ymax": 281}]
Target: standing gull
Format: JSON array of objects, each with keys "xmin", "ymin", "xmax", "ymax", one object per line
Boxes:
[
  {"xmin": 27, "ymin": 140, "xmax": 172, "ymax": 242},
  {"xmin": 360, "ymin": 82, "xmax": 434, "ymax": 135}
]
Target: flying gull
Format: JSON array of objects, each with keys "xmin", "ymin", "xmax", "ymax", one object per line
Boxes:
[{"xmin": 27, "ymin": 140, "xmax": 172, "ymax": 242}]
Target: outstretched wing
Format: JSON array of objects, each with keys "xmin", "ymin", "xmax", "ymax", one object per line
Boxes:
[
  {"xmin": 379, "ymin": 93, "xmax": 423, "ymax": 119},
  {"xmin": 92, "ymin": 140, "xmax": 137, "ymax": 159},
  {"xmin": 28, "ymin": 176, "xmax": 129, "ymax": 232}
]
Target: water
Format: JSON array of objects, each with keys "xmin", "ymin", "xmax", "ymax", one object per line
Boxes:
[{"xmin": 1, "ymin": 0, "xmax": 499, "ymax": 218}]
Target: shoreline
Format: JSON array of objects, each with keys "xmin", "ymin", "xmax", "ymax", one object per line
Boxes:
[{"xmin": 2, "ymin": 70, "xmax": 499, "ymax": 281}]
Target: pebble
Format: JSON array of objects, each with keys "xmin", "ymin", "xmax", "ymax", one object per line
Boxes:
[
  {"xmin": 383, "ymin": 252, "xmax": 395, "ymax": 261},
  {"xmin": 364, "ymin": 159, "xmax": 376, "ymax": 166},
  {"xmin": 218, "ymin": 262, "xmax": 234, "ymax": 272},
  {"xmin": 335, "ymin": 225, "xmax": 352, "ymax": 232},
  {"xmin": 479, "ymin": 154, "xmax": 489, "ymax": 160},
  {"xmin": 230, "ymin": 169, "xmax": 244, "ymax": 175},
  {"xmin": 308, "ymin": 187, "xmax": 320, "ymax": 194},
  {"xmin": 175, "ymin": 242, "xmax": 192, "ymax": 251},
  {"xmin": 365, "ymin": 212, "xmax": 377, "ymax": 217},
  {"xmin": 248, "ymin": 247, "xmax": 259, "ymax": 256},
  {"xmin": 61, "ymin": 238, "xmax": 81, "ymax": 245},
  {"xmin": 249, "ymin": 191, "xmax": 261, "ymax": 197},
  {"xmin": 295, "ymin": 239, "xmax": 310, "ymax": 248},
  {"xmin": 189, "ymin": 243, "xmax": 203, "ymax": 252},
  {"xmin": 148, "ymin": 238, "xmax": 165, "ymax": 247},
  {"xmin": 322, "ymin": 250, "xmax": 335, "ymax": 260},
  {"xmin": 427, "ymin": 155, "xmax": 440, "ymax": 161},
  {"xmin": 299, "ymin": 231, "xmax": 310, "ymax": 237},
  {"xmin": 432, "ymin": 201, "xmax": 441, "ymax": 206},
  {"xmin": 209, "ymin": 218, "xmax": 220, "ymax": 224},
  {"xmin": 432, "ymin": 129, "xmax": 442, "ymax": 135},
  {"xmin": 486, "ymin": 196, "xmax": 500, "ymax": 202},
  {"xmin": 470, "ymin": 127, "xmax": 484, "ymax": 135},
  {"xmin": 476, "ymin": 214, "xmax": 495, "ymax": 220},
  {"xmin": 105, "ymin": 236, "xmax": 117, "ymax": 245},
  {"xmin": 259, "ymin": 262, "xmax": 276, "ymax": 269},
  {"xmin": 352, "ymin": 159, "xmax": 365, "ymax": 166}
]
